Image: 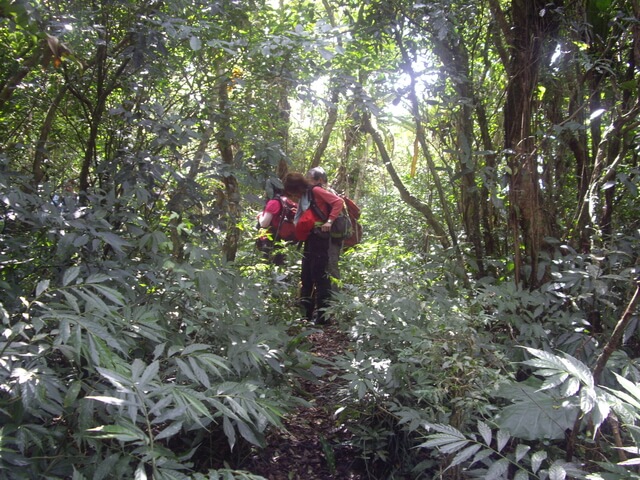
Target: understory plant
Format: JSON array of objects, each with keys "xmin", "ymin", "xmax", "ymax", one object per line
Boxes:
[
  {"xmin": 326, "ymin": 234, "xmax": 640, "ymax": 479},
  {"xmin": 0, "ymin": 180, "xmax": 307, "ymax": 479}
]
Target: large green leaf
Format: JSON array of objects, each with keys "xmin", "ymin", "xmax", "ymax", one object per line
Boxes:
[{"xmin": 495, "ymin": 384, "xmax": 579, "ymax": 440}]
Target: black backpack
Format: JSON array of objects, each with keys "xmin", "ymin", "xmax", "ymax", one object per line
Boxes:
[{"xmin": 309, "ymin": 187, "xmax": 358, "ymax": 242}]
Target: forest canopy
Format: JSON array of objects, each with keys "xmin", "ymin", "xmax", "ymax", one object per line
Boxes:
[{"xmin": 1, "ymin": 0, "xmax": 639, "ymax": 478}]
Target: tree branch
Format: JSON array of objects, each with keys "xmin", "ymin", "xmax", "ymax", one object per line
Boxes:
[{"xmin": 362, "ymin": 112, "xmax": 450, "ymax": 248}]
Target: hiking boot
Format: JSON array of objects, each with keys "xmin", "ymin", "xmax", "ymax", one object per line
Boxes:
[
  {"xmin": 315, "ymin": 312, "xmax": 329, "ymax": 325},
  {"xmin": 299, "ymin": 298, "xmax": 314, "ymax": 321}
]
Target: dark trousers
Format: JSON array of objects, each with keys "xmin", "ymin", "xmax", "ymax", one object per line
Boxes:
[{"xmin": 300, "ymin": 232, "xmax": 331, "ymax": 322}]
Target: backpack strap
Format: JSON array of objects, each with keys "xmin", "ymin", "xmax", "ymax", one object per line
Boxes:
[
  {"xmin": 271, "ymin": 193, "xmax": 285, "ymax": 238},
  {"xmin": 308, "ymin": 186, "xmax": 329, "ymax": 223}
]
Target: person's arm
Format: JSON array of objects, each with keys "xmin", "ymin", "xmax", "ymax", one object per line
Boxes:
[
  {"xmin": 258, "ymin": 199, "xmax": 281, "ymax": 228},
  {"xmin": 313, "ymin": 187, "xmax": 343, "ymax": 231},
  {"xmin": 258, "ymin": 212, "xmax": 273, "ymax": 228}
]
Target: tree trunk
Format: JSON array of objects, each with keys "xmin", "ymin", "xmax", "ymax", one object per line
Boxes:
[
  {"xmin": 33, "ymin": 86, "xmax": 69, "ymax": 185},
  {"xmin": 334, "ymin": 100, "xmax": 362, "ymax": 194},
  {"xmin": 167, "ymin": 119, "xmax": 216, "ymax": 260},
  {"xmin": 309, "ymin": 82, "xmax": 341, "ymax": 171},
  {"xmin": 475, "ymin": 100, "xmax": 499, "ymax": 259},
  {"xmin": 0, "ymin": 41, "xmax": 44, "ymax": 109},
  {"xmin": 362, "ymin": 113, "xmax": 451, "ymax": 249},
  {"xmin": 217, "ymin": 71, "xmax": 241, "ymax": 263},
  {"xmin": 276, "ymin": 78, "xmax": 292, "ymax": 179},
  {"xmin": 503, "ymin": 0, "xmax": 555, "ymax": 288},
  {"xmin": 415, "ymin": 20, "xmax": 486, "ymax": 277},
  {"xmin": 573, "ymin": 100, "xmax": 640, "ymax": 247}
]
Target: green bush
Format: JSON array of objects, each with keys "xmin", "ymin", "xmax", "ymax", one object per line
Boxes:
[{"xmin": 0, "ymin": 179, "xmax": 305, "ymax": 479}]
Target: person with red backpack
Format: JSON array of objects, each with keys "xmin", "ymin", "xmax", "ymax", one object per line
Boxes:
[
  {"xmin": 306, "ymin": 167, "xmax": 344, "ymax": 280},
  {"xmin": 284, "ymin": 172, "xmax": 343, "ymax": 325},
  {"xmin": 256, "ymin": 178, "xmax": 297, "ymax": 265}
]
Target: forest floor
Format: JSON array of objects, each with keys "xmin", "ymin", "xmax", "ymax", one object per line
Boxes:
[{"xmin": 245, "ymin": 322, "xmax": 367, "ymax": 480}]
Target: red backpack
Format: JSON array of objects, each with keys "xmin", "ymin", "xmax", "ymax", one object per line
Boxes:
[
  {"xmin": 271, "ymin": 194, "xmax": 297, "ymax": 242},
  {"xmin": 309, "ymin": 187, "xmax": 363, "ymax": 248},
  {"xmin": 341, "ymin": 195, "xmax": 362, "ymax": 248}
]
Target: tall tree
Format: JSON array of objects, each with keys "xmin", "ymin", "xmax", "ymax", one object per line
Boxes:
[{"xmin": 498, "ymin": 0, "xmax": 558, "ymax": 287}]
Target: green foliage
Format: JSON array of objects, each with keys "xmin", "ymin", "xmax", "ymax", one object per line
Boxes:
[
  {"xmin": 315, "ymin": 228, "xmax": 640, "ymax": 478},
  {"xmin": 0, "ymin": 180, "xmax": 308, "ymax": 479},
  {"xmin": 319, "ymin": 243, "xmax": 511, "ymax": 477},
  {"xmin": 414, "ymin": 346, "xmax": 640, "ymax": 479},
  {"xmin": 0, "ymin": 0, "xmax": 639, "ymax": 478},
  {"xmin": 418, "ymin": 421, "xmax": 585, "ymax": 480}
]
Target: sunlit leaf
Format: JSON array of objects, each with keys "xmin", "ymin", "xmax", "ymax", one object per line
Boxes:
[
  {"xmin": 561, "ymin": 377, "xmax": 581, "ymax": 397},
  {"xmin": 223, "ymin": 416, "xmax": 236, "ymax": 450},
  {"xmin": 154, "ymin": 421, "xmax": 183, "ymax": 441},
  {"xmin": 540, "ymin": 372, "xmax": 569, "ymax": 391},
  {"xmin": 135, "ymin": 462, "xmax": 148, "ymax": 480},
  {"xmin": 515, "ymin": 444, "xmax": 531, "ymax": 462},
  {"xmin": 496, "ymin": 429, "xmax": 510, "ymax": 452},
  {"xmin": 548, "ymin": 462, "xmax": 567, "ymax": 480},
  {"xmin": 190, "ymin": 36, "xmax": 202, "ymax": 51},
  {"xmin": 591, "ymin": 394, "xmax": 610, "ymax": 436},
  {"xmin": 485, "ymin": 458, "xmax": 509, "ymax": 480},
  {"xmin": 138, "ymin": 360, "xmax": 160, "ymax": 388},
  {"xmin": 131, "ymin": 359, "xmax": 145, "ymax": 381},
  {"xmin": 36, "ymin": 279, "xmax": 49, "ymax": 297},
  {"xmin": 96, "ymin": 367, "xmax": 133, "ymax": 392},
  {"xmin": 532, "ymin": 450, "xmax": 548, "ymax": 473},
  {"xmin": 182, "ymin": 344, "xmax": 211, "ymax": 355},
  {"xmin": 614, "ymin": 374, "xmax": 640, "ymax": 406},
  {"xmin": 188, "ymin": 357, "xmax": 211, "ymax": 388},
  {"xmin": 94, "ymin": 231, "xmax": 131, "ymax": 253},
  {"xmin": 86, "ymin": 395, "xmax": 131, "ymax": 406},
  {"xmin": 236, "ymin": 419, "xmax": 263, "ymax": 447},
  {"xmin": 90, "ymin": 284, "xmax": 125, "ymax": 306},
  {"xmin": 514, "ymin": 470, "xmax": 529, "ymax": 480},
  {"xmin": 62, "ymin": 266, "xmax": 81, "ymax": 286},
  {"xmin": 85, "ymin": 273, "xmax": 111, "ymax": 284},
  {"xmin": 560, "ymin": 353, "xmax": 594, "ymax": 388},
  {"xmin": 496, "ymin": 389, "xmax": 579, "ymax": 440},
  {"xmin": 448, "ymin": 444, "xmax": 481, "ymax": 469},
  {"xmin": 87, "ymin": 424, "xmax": 146, "ymax": 442},
  {"xmin": 439, "ymin": 439, "xmax": 470, "ymax": 454},
  {"xmin": 470, "ymin": 448, "xmax": 493, "ymax": 466},
  {"xmin": 477, "ymin": 420, "xmax": 492, "ymax": 445}
]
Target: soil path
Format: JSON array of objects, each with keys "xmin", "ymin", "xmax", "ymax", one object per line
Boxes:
[{"xmin": 246, "ymin": 324, "xmax": 366, "ymax": 479}]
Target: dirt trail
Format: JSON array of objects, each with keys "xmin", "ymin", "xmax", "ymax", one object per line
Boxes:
[{"xmin": 246, "ymin": 324, "xmax": 365, "ymax": 479}]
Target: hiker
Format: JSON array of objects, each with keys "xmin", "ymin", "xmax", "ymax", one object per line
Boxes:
[
  {"xmin": 256, "ymin": 178, "xmax": 297, "ymax": 266},
  {"xmin": 284, "ymin": 172, "xmax": 343, "ymax": 324},
  {"xmin": 306, "ymin": 166, "xmax": 343, "ymax": 280},
  {"xmin": 52, "ymin": 179, "xmax": 77, "ymax": 211}
]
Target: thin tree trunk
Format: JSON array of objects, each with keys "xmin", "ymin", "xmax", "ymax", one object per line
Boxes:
[
  {"xmin": 362, "ymin": 113, "xmax": 451, "ymax": 249},
  {"xmin": 572, "ymin": 100, "xmax": 640, "ymax": 248},
  {"xmin": 33, "ymin": 85, "xmax": 69, "ymax": 185},
  {"xmin": 408, "ymin": 21, "xmax": 486, "ymax": 277},
  {"xmin": 167, "ymin": 120, "xmax": 216, "ymax": 260},
  {"xmin": 72, "ymin": 37, "xmax": 129, "ymax": 197},
  {"xmin": 566, "ymin": 278, "xmax": 640, "ymax": 460},
  {"xmin": 276, "ymin": 78, "xmax": 291, "ymax": 179},
  {"xmin": 0, "ymin": 42, "xmax": 45, "ymax": 109},
  {"xmin": 309, "ymin": 83, "xmax": 341, "ymax": 171},
  {"xmin": 475, "ymin": 100, "xmax": 498, "ymax": 259},
  {"xmin": 217, "ymin": 71, "xmax": 241, "ymax": 263}
]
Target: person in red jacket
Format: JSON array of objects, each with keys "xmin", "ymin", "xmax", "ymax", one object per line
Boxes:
[
  {"xmin": 257, "ymin": 178, "xmax": 297, "ymax": 265},
  {"xmin": 306, "ymin": 166, "xmax": 344, "ymax": 280},
  {"xmin": 284, "ymin": 172, "xmax": 343, "ymax": 324}
]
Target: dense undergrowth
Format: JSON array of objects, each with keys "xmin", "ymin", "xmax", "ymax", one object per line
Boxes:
[{"xmin": 1, "ymin": 176, "xmax": 640, "ymax": 479}]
